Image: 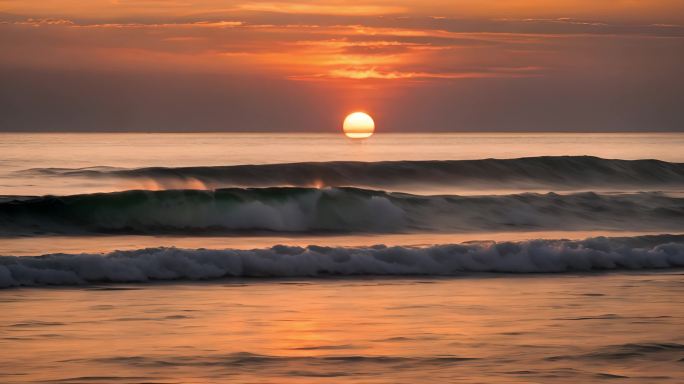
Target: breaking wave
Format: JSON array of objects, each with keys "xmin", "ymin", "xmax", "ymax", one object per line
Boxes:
[
  {"xmin": 21, "ymin": 156, "xmax": 684, "ymax": 191},
  {"xmin": 1, "ymin": 187, "xmax": 682, "ymax": 235},
  {"xmin": 2, "ymin": 235, "xmax": 683, "ymax": 287}
]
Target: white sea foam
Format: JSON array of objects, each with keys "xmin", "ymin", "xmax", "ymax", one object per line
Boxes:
[{"xmin": 2, "ymin": 235, "xmax": 683, "ymax": 287}]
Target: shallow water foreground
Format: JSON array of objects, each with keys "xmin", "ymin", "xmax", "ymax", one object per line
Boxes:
[{"xmin": 1, "ymin": 273, "xmax": 684, "ymax": 383}]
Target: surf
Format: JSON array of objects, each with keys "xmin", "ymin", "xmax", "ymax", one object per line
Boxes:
[
  {"xmin": 2, "ymin": 235, "xmax": 683, "ymax": 287},
  {"xmin": 20, "ymin": 156, "xmax": 684, "ymax": 191},
  {"xmin": 1, "ymin": 187, "xmax": 682, "ymax": 235}
]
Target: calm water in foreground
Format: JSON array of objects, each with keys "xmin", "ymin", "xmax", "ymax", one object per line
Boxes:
[{"xmin": 2, "ymin": 273, "xmax": 684, "ymax": 383}]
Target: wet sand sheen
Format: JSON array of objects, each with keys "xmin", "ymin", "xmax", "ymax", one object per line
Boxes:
[{"xmin": 1, "ymin": 273, "xmax": 683, "ymax": 383}]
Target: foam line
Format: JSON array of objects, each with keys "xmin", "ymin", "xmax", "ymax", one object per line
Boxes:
[{"xmin": 2, "ymin": 235, "xmax": 683, "ymax": 287}]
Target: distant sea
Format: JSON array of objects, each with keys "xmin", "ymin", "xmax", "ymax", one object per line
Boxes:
[{"xmin": 1, "ymin": 132, "xmax": 683, "ymax": 383}]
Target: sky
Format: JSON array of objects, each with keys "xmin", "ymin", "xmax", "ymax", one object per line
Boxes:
[{"xmin": 1, "ymin": 0, "xmax": 683, "ymax": 132}]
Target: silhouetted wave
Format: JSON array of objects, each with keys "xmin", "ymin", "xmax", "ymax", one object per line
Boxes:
[
  {"xmin": 0, "ymin": 187, "xmax": 682, "ymax": 235},
  {"xmin": 21, "ymin": 156, "xmax": 684, "ymax": 190},
  {"xmin": 2, "ymin": 235, "xmax": 683, "ymax": 287}
]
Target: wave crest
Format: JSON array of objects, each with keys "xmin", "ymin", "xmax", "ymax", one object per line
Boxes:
[
  {"xmin": 1, "ymin": 188, "xmax": 683, "ymax": 235},
  {"xmin": 2, "ymin": 235, "xmax": 683, "ymax": 287},
  {"xmin": 22, "ymin": 156, "xmax": 684, "ymax": 191}
]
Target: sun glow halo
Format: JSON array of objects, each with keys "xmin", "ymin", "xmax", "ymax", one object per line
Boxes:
[{"xmin": 343, "ymin": 112, "xmax": 375, "ymax": 139}]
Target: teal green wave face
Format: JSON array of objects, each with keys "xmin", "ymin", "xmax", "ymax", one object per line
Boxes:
[{"xmin": 1, "ymin": 187, "xmax": 682, "ymax": 235}]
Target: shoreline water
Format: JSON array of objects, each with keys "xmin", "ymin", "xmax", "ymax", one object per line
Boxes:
[{"xmin": 2, "ymin": 272, "xmax": 684, "ymax": 383}]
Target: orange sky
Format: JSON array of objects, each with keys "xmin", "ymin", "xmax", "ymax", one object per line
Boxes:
[{"xmin": 1, "ymin": 0, "xmax": 683, "ymax": 131}]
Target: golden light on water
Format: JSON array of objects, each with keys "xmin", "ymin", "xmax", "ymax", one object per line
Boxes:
[{"xmin": 343, "ymin": 112, "xmax": 375, "ymax": 139}]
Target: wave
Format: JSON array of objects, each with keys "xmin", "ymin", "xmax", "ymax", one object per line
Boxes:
[
  {"xmin": 21, "ymin": 156, "xmax": 684, "ymax": 191},
  {"xmin": 547, "ymin": 342, "xmax": 684, "ymax": 361},
  {"xmin": 0, "ymin": 188, "xmax": 682, "ymax": 235},
  {"xmin": 2, "ymin": 235, "xmax": 683, "ymax": 287}
]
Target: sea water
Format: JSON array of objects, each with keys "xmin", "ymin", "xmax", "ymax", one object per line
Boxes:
[{"xmin": 1, "ymin": 132, "xmax": 683, "ymax": 383}]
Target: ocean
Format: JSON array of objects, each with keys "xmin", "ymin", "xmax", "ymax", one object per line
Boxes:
[{"xmin": 1, "ymin": 132, "xmax": 684, "ymax": 383}]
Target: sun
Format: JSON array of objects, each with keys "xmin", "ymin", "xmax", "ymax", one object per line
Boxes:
[{"xmin": 343, "ymin": 112, "xmax": 375, "ymax": 139}]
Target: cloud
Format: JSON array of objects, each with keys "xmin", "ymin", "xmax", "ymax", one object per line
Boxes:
[
  {"xmin": 293, "ymin": 66, "xmax": 543, "ymax": 80},
  {"xmin": 0, "ymin": 1, "xmax": 683, "ymax": 131},
  {"xmin": 3, "ymin": 18, "xmax": 74, "ymax": 26},
  {"xmin": 3, "ymin": 12, "xmax": 682, "ymax": 84},
  {"xmin": 4, "ymin": 18, "xmax": 243, "ymax": 29},
  {"xmin": 237, "ymin": 2, "xmax": 406, "ymax": 16}
]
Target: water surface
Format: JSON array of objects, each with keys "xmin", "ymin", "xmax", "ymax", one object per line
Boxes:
[
  {"xmin": 1, "ymin": 273, "xmax": 683, "ymax": 383},
  {"xmin": 1, "ymin": 133, "xmax": 683, "ymax": 383}
]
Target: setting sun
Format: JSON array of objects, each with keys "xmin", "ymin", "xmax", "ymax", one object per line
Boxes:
[
  {"xmin": 343, "ymin": 112, "xmax": 375, "ymax": 139},
  {"xmin": 2, "ymin": 1, "xmax": 683, "ymax": 383}
]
